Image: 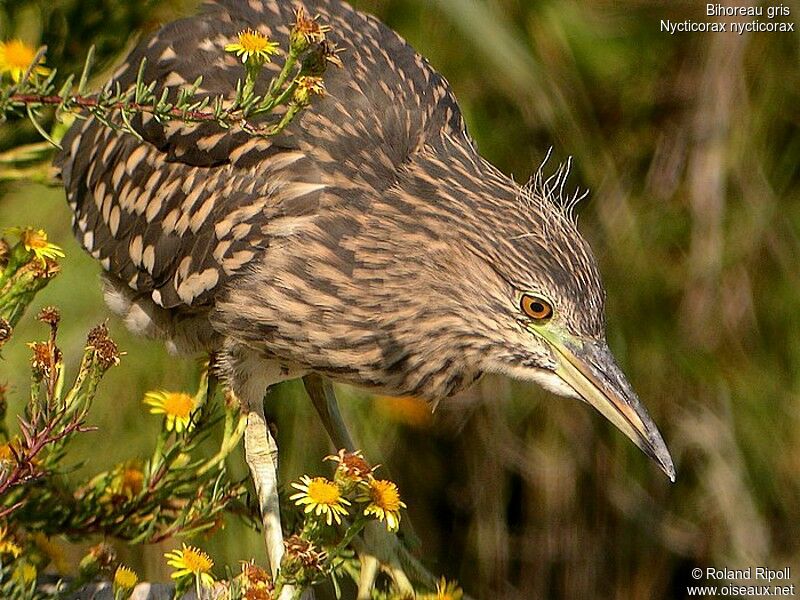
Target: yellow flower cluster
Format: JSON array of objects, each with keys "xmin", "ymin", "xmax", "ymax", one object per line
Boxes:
[{"xmin": 289, "ymin": 449, "xmax": 407, "ymax": 532}]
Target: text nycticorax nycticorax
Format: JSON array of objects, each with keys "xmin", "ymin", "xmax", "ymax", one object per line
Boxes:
[{"xmin": 56, "ymin": 0, "xmax": 674, "ymax": 584}]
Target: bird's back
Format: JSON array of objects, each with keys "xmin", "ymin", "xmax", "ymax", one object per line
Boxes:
[{"xmin": 57, "ymin": 0, "xmax": 469, "ymax": 312}]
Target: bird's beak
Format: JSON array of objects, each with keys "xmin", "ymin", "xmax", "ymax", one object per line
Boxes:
[{"xmin": 543, "ymin": 334, "xmax": 676, "ymax": 481}]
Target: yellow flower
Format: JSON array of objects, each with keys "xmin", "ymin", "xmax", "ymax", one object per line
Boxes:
[
  {"xmin": 0, "ymin": 525, "xmax": 22, "ymax": 558},
  {"xmin": 113, "ymin": 565, "xmax": 139, "ymax": 590},
  {"xmin": 165, "ymin": 544, "xmax": 215, "ymax": 588},
  {"xmin": 418, "ymin": 578, "xmax": 464, "ymax": 600},
  {"xmin": 225, "ymin": 29, "xmax": 279, "ymax": 64},
  {"xmin": 103, "ymin": 463, "xmax": 145, "ymax": 503},
  {"xmin": 5, "ymin": 227, "xmax": 65, "ymax": 263},
  {"xmin": 144, "ymin": 390, "xmax": 196, "ymax": 432},
  {"xmin": 0, "ymin": 39, "xmax": 51, "ymax": 83},
  {"xmin": 360, "ymin": 479, "xmax": 406, "ymax": 532},
  {"xmin": 119, "ymin": 465, "xmax": 144, "ymax": 497},
  {"xmin": 290, "ymin": 475, "xmax": 351, "ymax": 525},
  {"xmin": 12, "ymin": 562, "xmax": 37, "ymax": 586}
]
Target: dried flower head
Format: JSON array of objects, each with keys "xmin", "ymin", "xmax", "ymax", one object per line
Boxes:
[
  {"xmin": 0, "ymin": 39, "xmax": 51, "ymax": 82},
  {"xmin": 290, "ymin": 7, "xmax": 331, "ymax": 54},
  {"xmin": 86, "ymin": 323, "xmax": 108, "ymax": 346},
  {"xmin": 28, "ymin": 257, "xmax": 60, "ymax": 280},
  {"xmin": 284, "ymin": 534, "xmax": 328, "ymax": 572},
  {"xmin": 28, "ymin": 341, "xmax": 59, "ymax": 380},
  {"xmin": 165, "ymin": 544, "xmax": 215, "ymax": 588},
  {"xmin": 79, "ymin": 542, "xmax": 117, "ymax": 578},
  {"xmin": 241, "ymin": 560, "xmax": 274, "ymax": 600},
  {"xmin": 86, "ymin": 324, "xmax": 121, "ymax": 370},
  {"xmin": 301, "ymin": 39, "xmax": 344, "ymax": 76},
  {"xmin": 326, "ymin": 449, "xmax": 376, "ymax": 487},
  {"xmin": 144, "ymin": 390, "xmax": 196, "ymax": 432},
  {"xmin": 292, "ymin": 76, "xmax": 326, "ymax": 107},
  {"xmin": 244, "ymin": 586, "xmax": 274, "ymax": 600},
  {"xmin": 225, "ymin": 29, "xmax": 279, "ymax": 64},
  {"xmin": 0, "ymin": 238, "xmax": 9, "ymax": 267},
  {"xmin": 360, "ymin": 479, "xmax": 407, "ymax": 532},
  {"xmin": 37, "ymin": 306, "xmax": 61, "ymax": 327},
  {"xmin": 0, "ymin": 318, "xmax": 11, "ymax": 347},
  {"xmin": 242, "ymin": 560, "xmax": 272, "ymax": 586},
  {"xmin": 290, "ymin": 475, "xmax": 351, "ymax": 525}
]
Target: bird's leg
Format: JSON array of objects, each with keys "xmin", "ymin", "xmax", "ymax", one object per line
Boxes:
[
  {"xmin": 301, "ymin": 375, "xmax": 437, "ymax": 595},
  {"xmin": 222, "ymin": 346, "xmax": 296, "ymax": 594},
  {"xmin": 302, "ymin": 374, "xmax": 355, "ymax": 451},
  {"xmin": 356, "ymin": 555, "xmax": 380, "ymax": 600},
  {"xmin": 243, "ymin": 394, "xmax": 285, "ymax": 577},
  {"xmin": 242, "ymin": 397, "xmax": 307, "ymax": 600}
]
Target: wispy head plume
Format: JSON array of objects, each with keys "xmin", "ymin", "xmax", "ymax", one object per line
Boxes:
[{"xmin": 514, "ymin": 150, "xmax": 587, "ymax": 241}]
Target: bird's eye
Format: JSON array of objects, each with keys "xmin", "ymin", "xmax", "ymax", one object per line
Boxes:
[{"xmin": 521, "ymin": 294, "xmax": 553, "ymax": 321}]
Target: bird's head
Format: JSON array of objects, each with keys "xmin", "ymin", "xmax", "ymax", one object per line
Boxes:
[
  {"xmin": 396, "ymin": 154, "xmax": 676, "ymax": 481},
  {"xmin": 222, "ymin": 144, "xmax": 674, "ymax": 481}
]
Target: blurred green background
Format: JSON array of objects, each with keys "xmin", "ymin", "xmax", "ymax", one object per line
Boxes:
[{"xmin": 1, "ymin": 0, "xmax": 799, "ymax": 598}]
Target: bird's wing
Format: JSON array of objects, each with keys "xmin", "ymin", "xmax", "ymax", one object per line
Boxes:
[{"xmin": 56, "ymin": 0, "xmax": 471, "ymax": 309}]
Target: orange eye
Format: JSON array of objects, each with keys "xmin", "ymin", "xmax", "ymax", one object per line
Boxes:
[{"xmin": 521, "ymin": 295, "xmax": 553, "ymax": 321}]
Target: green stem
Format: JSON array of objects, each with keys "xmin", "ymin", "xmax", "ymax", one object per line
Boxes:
[
  {"xmin": 261, "ymin": 80, "xmax": 299, "ymax": 114},
  {"xmin": 62, "ymin": 350, "xmax": 92, "ymax": 409},
  {"xmin": 196, "ymin": 412, "xmax": 247, "ymax": 476},
  {"xmin": 53, "ymin": 358, "xmax": 65, "ymax": 401},
  {"xmin": 149, "ymin": 428, "xmax": 169, "ymax": 480},
  {"xmin": 242, "ymin": 61, "xmax": 261, "ymax": 106},
  {"xmin": 268, "ymin": 50, "xmax": 299, "ymax": 97},
  {"xmin": 267, "ymin": 103, "xmax": 302, "ymax": 136},
  {"xmin": 336, "ymin": 514, "xmax": 369, "ymax": 554}
]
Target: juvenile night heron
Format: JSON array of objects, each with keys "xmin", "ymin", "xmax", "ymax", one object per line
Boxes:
[{"xmin": 56, "ymin": 0, "xmax": 674, "ymax": 583}]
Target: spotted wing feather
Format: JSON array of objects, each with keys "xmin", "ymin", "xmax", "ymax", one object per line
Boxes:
[{"xmin": 57, "ymin": 0, "xmax": 470, "ymax": 310}]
